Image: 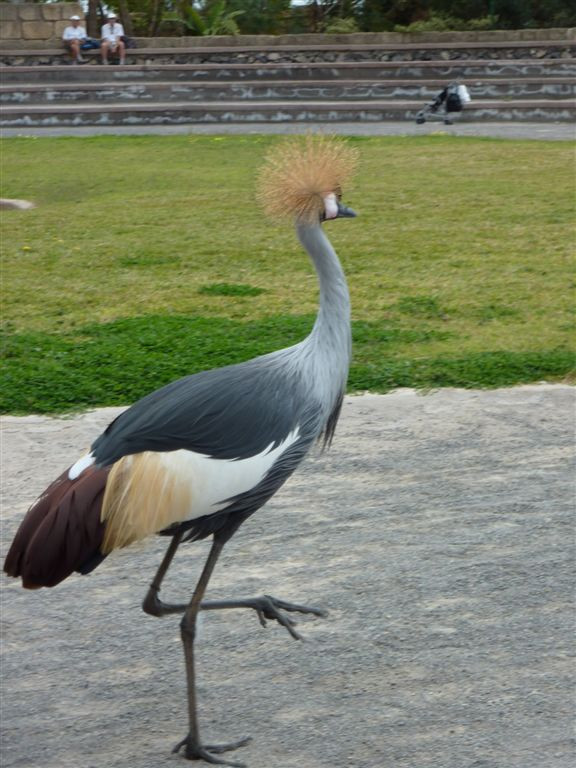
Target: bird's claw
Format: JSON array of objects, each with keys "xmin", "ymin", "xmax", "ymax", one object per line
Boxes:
[
  {"xmin": 255, "ymin": 601, "xmax": 300, "ymax": 640},
  {"xmin": 172, "ymin": 734, "xmax": 251, "ymax": 766},
  {"xmin": 252, "ymin": 595, "xmax": 327, "ymax": 641}
]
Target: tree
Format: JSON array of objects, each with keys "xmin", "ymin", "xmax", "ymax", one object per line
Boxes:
[
  {"xmin": 86, "ymin": 0, "xmax": 99, "ymax": 37},
  {"xmin": 117, "ymin": 0, "xmax": 135, "ymax": 35},
  {"xmin": 357, "ymin": 1, "xmax": 576, "ymax": 31}
]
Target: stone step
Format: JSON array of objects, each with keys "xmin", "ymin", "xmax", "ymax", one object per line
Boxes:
[
  {"xmin": 1, "ymin": 37, "xmax": 573, "ymax": 66},
  {"xmin": 1, "ymin": 78, "xmax": 573, "ymax": 105},
  {"xmin": 1, "ymin": 98, "xmax": 573, "ymax": 128},
  {"xmin": 3, "ymin": 38, "xmax": 573, "ymax": 51},
  {"xmin": 1, "ymin": 58, "xmax": 574, "ymax": 84}
]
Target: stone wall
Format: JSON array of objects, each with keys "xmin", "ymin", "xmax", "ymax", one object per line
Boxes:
[{"xmin": 0, "ymin": 3, "xmax": 82, "ymax": 43}]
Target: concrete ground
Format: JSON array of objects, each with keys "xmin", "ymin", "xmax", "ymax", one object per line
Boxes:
[
  {"xmin": 1, "ymin": 385, "xmax": 574, "ymax": 768},
  {"xmin": 1, "ymin": 121, "xmax": 574, "ymax": 140}
]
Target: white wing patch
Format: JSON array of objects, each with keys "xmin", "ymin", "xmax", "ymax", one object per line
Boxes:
[
  {"xmin": 68, "ymin": 452, "xmax": 96, "ymax": 480},
  {"xmin": 100, "ymin": 428, "xmax": 301, "ymax": 552},
  {"xmin": 162, "ymin": 428, "xmax": 301, "ymax": 519}
]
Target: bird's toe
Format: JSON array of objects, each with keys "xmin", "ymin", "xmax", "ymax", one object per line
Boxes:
[
  {"xmin": 253, "ymin": 594, "xmax": 327, "ymax": 640},
  {"xmin": 264, "ymin": 594, "xmax": 328, "ymax": 618}
]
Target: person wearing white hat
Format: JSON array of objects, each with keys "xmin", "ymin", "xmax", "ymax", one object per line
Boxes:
[
  {"xmin": 101, "ymin": 12, "xmax": 126, "ymax": 65},
  {"xmin": 62, "ymin": 15, "xmax": 87, "ymax": 65}
]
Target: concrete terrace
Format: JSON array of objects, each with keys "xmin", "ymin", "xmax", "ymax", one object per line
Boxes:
[{"xmin": 1, "ymin": 31, "xmax": 574, "ymax": 131}]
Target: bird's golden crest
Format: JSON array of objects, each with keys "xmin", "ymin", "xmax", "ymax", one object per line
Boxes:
[{"xmin": 257, "ymin": 135, "xmax": 358, "ymax": 223}]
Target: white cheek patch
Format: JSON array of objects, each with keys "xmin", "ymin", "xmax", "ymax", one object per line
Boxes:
[{"xmin": 324, "ymin": 193, "xmax": 339, "ymax": 220}]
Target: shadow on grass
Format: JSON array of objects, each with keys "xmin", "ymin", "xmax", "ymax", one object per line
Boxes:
[{"xmin": 1, "ymin": 315, "xmax": 573, "ymax": 413}]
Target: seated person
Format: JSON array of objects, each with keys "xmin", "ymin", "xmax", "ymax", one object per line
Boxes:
[
  {"xmin": 62, "ymin": 14, "xmax": 87, "ymax": 65},
  {"xmin": 101, "ymin": 12, "xmax": 126, "ymax": 66}
]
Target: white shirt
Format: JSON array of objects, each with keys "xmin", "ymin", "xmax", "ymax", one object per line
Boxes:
[
  {"xmin": 62, "ymin": 24, "xmax": 87, "ymax": 41},
  {"xmin": 101, "ymin": 22, "xmax": 125, "ymax": 43}
]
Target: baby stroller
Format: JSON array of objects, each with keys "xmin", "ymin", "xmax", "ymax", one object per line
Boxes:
[{"xmin": 415, "ymin": 82, "xmax": 471, "ymax": 125}]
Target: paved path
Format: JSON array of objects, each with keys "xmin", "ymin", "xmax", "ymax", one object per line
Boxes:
[
  {"xmin": 1, "ymin": 121, "xmax": 574, "ymax": 140},
  {"xmin": 1, "ymin": 386, "xmax": 574, "ymax": 768}
]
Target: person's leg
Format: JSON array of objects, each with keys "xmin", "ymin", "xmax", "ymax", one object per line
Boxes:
[
  {"xmin": 101, "ymin": 40, "xmax": 109, "ymax": 64},
  {"xmin": 117, "ymin": 39, "xmax": 126, "ymax": 65},
  {"xmin": 72, "ymin": 40, "xmax": 84, "ymax": 64}
]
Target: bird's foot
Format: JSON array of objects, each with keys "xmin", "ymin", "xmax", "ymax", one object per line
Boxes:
[
  {"xmin": 254, "ymin": 594, "xmax": 327, "ymax": 640},
  {"xmin": 172, "ymin": 734, "xmax": 252, "ymax": 766},
  {"xmin": 202, "ymin": 595, "xmax": 327, "ymax": 640}
]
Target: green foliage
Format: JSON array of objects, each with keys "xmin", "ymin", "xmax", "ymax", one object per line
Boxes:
[
  {"xmin": 1, "ymin": 134, "xmax": 574, "ymax": 414},
  {"xmin": 165, "ymin": 0, "xmax": 244, "ymax": 36},
  {"xmin": 394, "ymin": 13, "xmax": 496, "ymax": 32},
  {"xmin": 119, "ymin": 0, "xmax": 576, "ymax": 34},
  {"xmin": 357, "ymin": 0, "xmax": 576, "ymax": 31},
  {"xmin": 212, "ymin": 0, "xmax": 292, "ymax": 35},
  {"xmin": 323, "ymin": 16, "xmax": 360, "ymax": 34}
]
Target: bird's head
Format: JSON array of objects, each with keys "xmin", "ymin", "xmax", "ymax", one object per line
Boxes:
[{"xmin": 257, "ymin": 135, "xmax": 358, "ymax": 225}]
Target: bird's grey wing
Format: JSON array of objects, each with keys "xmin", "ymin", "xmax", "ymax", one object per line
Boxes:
[{"xmin": 91, "ymin": 355, "xmax": 320, "ymax": 467}]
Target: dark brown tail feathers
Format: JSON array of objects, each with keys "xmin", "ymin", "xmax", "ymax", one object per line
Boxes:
[{"xmin": 3, "ymin": 466, "xmax": 109, "ymax": 589}]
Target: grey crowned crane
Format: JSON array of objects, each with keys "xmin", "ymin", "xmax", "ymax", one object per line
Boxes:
[{"xmin": 4, "ymin": 136, "xmax": 358, "ymax": 767}]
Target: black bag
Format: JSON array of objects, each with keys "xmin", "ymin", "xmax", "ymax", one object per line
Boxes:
[
  {"xmin": 446, "ymin": 89, "xmax": 462, "ymax": 113},
  {"xmin": 81, "ymin": 38, "xmax": 100, "ymax": 50}
]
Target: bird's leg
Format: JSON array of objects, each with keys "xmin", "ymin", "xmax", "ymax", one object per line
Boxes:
[
  {"xmin": 142, "ymin": 534, "xmax": 325, "ymax": 641},
  {"xmin": 173, "ymin": 534, "xmax": 251, "ymax": 767},
  {"xmin": 200, "ymin": 596, "xmax": 327, "ymax": 641},
  {"xmin": 142, "ymin": 531, "xmax": 190, "ymax": 617}
]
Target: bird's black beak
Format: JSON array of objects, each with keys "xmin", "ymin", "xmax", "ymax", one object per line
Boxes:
[
  {"xmin": 321, "ymin": 197, "xmax": 357, "ymax": 222},
  {"xmin": 336, "ymin": 201, "xmax": 357, "ymax": 218}
]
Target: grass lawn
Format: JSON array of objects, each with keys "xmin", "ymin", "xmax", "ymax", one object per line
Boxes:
[{"xmin": 1, "ymin": 133, "xmax": 574, "ymax": 414}]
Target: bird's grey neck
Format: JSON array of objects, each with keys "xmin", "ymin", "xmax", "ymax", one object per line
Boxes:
[{"xmin": 296, "ymin": 221, "xmax": 351, "ymax": 386}]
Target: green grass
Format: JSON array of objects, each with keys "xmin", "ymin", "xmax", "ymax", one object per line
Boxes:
[
  {"xmin": 198, "ymin": 282, "xmax": 266, "ymax": 297},
  {"xmin": 1, "ymin": 134, "xmax": 574, "ymax": 413}
]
